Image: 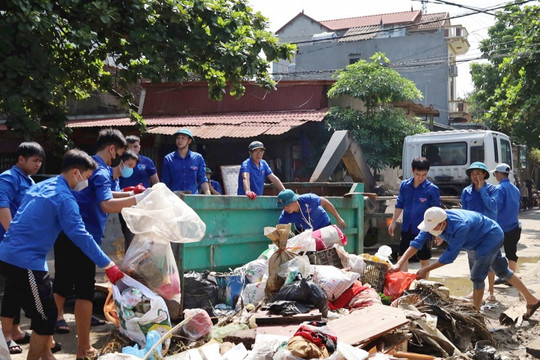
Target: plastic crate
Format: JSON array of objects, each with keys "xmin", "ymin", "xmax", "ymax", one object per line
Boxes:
[
  {"xmin": 361, "ymin": 260, "xmax": 388, "ymax": 293},
  {"xmin": 305, "ymin": 247, "xmax": 343, "ymax": 268}
]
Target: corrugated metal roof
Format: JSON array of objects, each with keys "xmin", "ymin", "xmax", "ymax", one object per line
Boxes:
[
  {"xmin": 140, "ymin": 81, "xmax": 332, "ymax": 116},
  {"xmin": 67, "ymin": 109, "xmax": 328, "ymax": 139},
  {"xmin": 340, "ymin": 25, "xmax": 381, "ymax": 42},
  {"xmin": 320, "ymin": 10, "xmax": 421, "ymax": 30}
]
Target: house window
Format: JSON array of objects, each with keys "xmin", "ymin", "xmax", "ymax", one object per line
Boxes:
[{"xmin": 349, "ymin": 58, "xmax": 361, "ymax": 64}]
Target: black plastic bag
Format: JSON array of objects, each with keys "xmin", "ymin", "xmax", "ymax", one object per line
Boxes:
[
  {"xmin": 275, "ymin": 275, "xmax": 329, "ymax": 318},
  {"xmin": 183, "ymin": 271, "xmax": 218, "ymax": 312}
]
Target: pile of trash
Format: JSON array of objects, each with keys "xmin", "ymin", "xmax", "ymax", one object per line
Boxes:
[{"xmin": 98, "ymin": 185, "xmax": 502, "ymax": 360}]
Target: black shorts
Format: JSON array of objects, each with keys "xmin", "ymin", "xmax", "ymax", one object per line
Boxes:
[
  {"xmin": 503, "ymin": 225, "xmax": 521, "ymax": 262},
  {"xmin": 0, "ymin": 261, "xmax": 57, "ymax": 335},
  {"xmin": 399, "ymin": 230, "xmax": 432, "ymax": 261},
  {"xmin": 53, "ymin": 232, "xmax": 96, "ymax": 301}
]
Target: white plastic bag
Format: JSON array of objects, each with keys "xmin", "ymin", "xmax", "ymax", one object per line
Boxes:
[
  {"xmin": 112, "ymin": 275, "xmax": 172, "ymax": 351},
  {"xmin": 181, "ymin": 308, "xmax": 212, "ymax": 341},
  {"xmin": 240, "ymin": 259, "xmax": 268, "ymax": 284},
  {"xmin": 121, "ymin": 183, "xmax": 206, "ymax": 243},
  {"xmin": 277, "ymin": 256, "xmax": 312, "ymax": 284},
  {"xmin": 311, "ymin": 265, "xmax": 360, "ymax": 301},
  {"xmin": 242, "ymin": 281, "xmax": 267, "ymax": 305},
  {"xmin": 0, "ymin": 325, "xmax": 10, "ymax": 360},
  {"xmin": 286, "ymin": 230, "xmax": 316, "ymax": 253}
]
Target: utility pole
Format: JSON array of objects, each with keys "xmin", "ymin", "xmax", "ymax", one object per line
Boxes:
[{"xmin": 421, "ymin": 0, "xmax": 428, "ymax": 13}]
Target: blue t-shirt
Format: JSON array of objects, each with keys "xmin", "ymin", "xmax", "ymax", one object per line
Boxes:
[
  {"xmin": 211, "ymin": 180, "xmax": 222, "ymax": 194},
  {"xmin": 162, "ymin": 150, "xmax": 208, "ymax": 194},
  {"xmin": 411, "ymin": 209, "xmax": 504, "ymax": 265},
  {"xmin": 237, "ymin": 158, "xmax": 273, "ymax": 195},
  {"xmin": 461, "ymin": 182, "xmax": 498, "ymax": 220},
  {"xmin": 0, "ymin": 166, "xmax": 35, "ymax": 239},
  {"xmin": 395, "ymin": 178, "xmax": 440, "ymax": 234},
  {"xmin": 496, "ymin": 178, "xmax": 520, "ymax": 232},
  {"xmin": 119, "ymin": 155, "xmax": 157, "ymax": 189},
  {"xmin": 0, "ymin": 175, "xmax": 110, "ymax": 271},
  {"xmin": 72, "ymin": 155, "xmax": 114, "ymax": 244},
  {"xmin": 278, "ymin": 193, "xmax": 331, "ymax": 232}
]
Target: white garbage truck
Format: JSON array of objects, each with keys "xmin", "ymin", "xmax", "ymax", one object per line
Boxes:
[{"xmin": 402, "ymin": 130, "xmax": 515, "ymax": 195}]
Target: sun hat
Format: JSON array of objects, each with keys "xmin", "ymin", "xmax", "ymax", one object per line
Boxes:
[
  {"xmin": 492, "ymin": 163, "xmax": 513, "ymax": 175},
  {"xmin": 466, "ymin": 161, "xmax": 489, "ymax": 179},
  {"xmin": 276, "ymin": 189, "xmax": 300, "ymax": 207},
  {"xmin": 417, "ymin": 207, "xmax": 447, "ymax": 232},
  {"xmin": 249, "ymin": 141, "xmax": 265, "ymax": 152},
  {"xmin": 175, "ymin": 129, "xmax": 194, "ymax": 141}
]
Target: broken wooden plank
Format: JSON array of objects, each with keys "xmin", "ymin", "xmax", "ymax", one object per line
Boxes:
[
  {"xmin": 327, "ymin": 305, "xmax": 409, "ymax": 347},
  {"xmin": 254, "ymin": 308, "xmax": 322, "ymax": 326}
]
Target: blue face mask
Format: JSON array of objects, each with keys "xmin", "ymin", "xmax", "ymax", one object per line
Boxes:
[{"xmin": 120, "ymin": 163, "xmax": 134, "ymax": 178}]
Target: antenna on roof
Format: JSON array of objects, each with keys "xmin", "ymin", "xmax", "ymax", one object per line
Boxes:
[{"xmin": 421, "ymin": 0, "xmax": 428, "ymax": 13}]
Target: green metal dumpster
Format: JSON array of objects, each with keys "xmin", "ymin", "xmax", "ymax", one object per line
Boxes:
[{"xmin": 179, "ymin": 183, "xmax": 365, "ymax": 271}]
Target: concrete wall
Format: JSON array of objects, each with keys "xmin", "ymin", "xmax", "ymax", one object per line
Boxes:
[{"xmin": 278, "ymin": 24, "xmax": 451, "ymax": 124}]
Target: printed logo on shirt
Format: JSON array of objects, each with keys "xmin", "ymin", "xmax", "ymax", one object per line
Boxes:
[
  {"xmin": 137, "ymin": 164, "xmax": 147, "ymax": 170},
  {"xmin": 190, "ymin": 166, "xmax": 198, "ymax": 171},
  {"xmin": 419, "ymin": 197, "xmax": 427, "ymax": 203}
]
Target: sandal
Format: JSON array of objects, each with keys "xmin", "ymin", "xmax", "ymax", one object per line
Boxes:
[
  {"xmin": 524, "ymin": 300, "xmax": 540, "ymax": 320},
  {"xmin": 51, "ymin": 341, "xmax": 62, "ymax": 353},
  {"xmin": 91, "ymin": 315, "xmax": 105, "ymax": 326},
  {"xmin": 486, "ymin": 294, "xmax": 497, "ymax": 302},
  {"xmin": 55, "ymin": 319, "xmax": 70, "ymax": 334},
  {"xmin": 7, "ymin": 340, "xmax": 22, "ymax": 354},
  {"xmin": 14, "ymin": 331, "xmax": 31, "ymax": 344},
  {"xmin": 465, "ymin": 292, "xmax": 474, "ymax": 299}
]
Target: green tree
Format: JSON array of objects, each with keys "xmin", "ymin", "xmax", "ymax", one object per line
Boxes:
[
  {"xmin": 469, "ymin": 2, "xmax": 540, "ymax": 148},
  {"xmin": 326, "ymin": 53, "xmax": 427, "ymax": 170},
  {"xmin": 0, "ymin": 0, "xmax": 295, "ymax": 143}
]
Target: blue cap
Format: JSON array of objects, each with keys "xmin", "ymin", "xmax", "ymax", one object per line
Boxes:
[
  {"xmin": 466, "ymin": 161, "xmax": 489, "ymax": 179},
  {"xmin": 175, "ymin": 129, "xmax": 194, "ymax": 141},
  {"xmin": 277, "ymin": 189, "xmax": 300, "ymax": 207}
]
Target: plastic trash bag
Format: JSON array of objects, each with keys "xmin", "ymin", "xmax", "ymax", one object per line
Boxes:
[
  {"xmin": 277, "ymin": 256, "xmax": 312, "ymax": 285},
  {"xmin": 180, "ymin": 308, "xmax": 212, "ymax": 341},
  {"xmin": 311, "ymin": 265, "xmax": 359, "ymax": 301},
  {"xmin": 112, "ymin": 275, "xmax": 171, "ymax": 351},
  {"xmin": 183, "ymin": 271, "xmax": 219, "ymax": 313},
  {"xmin": 286, "ymin": 230, "xmax": 316, "ymax": 254},
  {"xmin": 122, "ymin": 330, "xmax": 162, "ymax": 360},
  {"xmin": 238, "ymin": 258, "xmax": 268, "ymax": 284},
  {"xmin": 98, "ymin": 354, "xmax": 141, "ymax": 360},
  {"xmin": 121, "ymin": 183, "xmax": 206, "ymax": 243},
  {"xmin": 383, "ymin": 271, "xmax": 417, "ymax": 300},
  {"xmin": 0, "ymin": 325, "xmax": 10, "ymax": 360},
  {"xmin": 275, "ymin": 275, "xmax": 329, "ymax": 318},
  {"xmin": 121, "ymin": 234, "xmax": 180, "ymax": 303},
  {"xmin": 312, "ymin": 225, "xmax": 347, "ymax": 249},
  {"xmin": 241, "ymin": 281, "xmax": 267, "ymax": 305}
]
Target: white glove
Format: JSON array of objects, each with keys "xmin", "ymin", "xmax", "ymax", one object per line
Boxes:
[{"xmin": 134, "ymin": 188, "xmax": 152, "ymax": 204}]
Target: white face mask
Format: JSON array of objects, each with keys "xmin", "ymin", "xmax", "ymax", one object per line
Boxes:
[
  {"xmin": 73, "ymin": 170, "xmax": 88, "ymax": 191},
  {"xmin": 429, "ymin": 228, "xmax": 443, "ymax": 237}
]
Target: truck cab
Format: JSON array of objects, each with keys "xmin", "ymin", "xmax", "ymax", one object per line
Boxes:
[{"xmin": 403, "ymin": 130, "xmax": 514, "ymax": 195}]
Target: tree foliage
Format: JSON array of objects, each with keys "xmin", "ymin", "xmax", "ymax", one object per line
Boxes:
[
  {"xmin": 326, "ymin": 53, "xmax": 427, "ymax": 170},
  {"xmin": 469, "ymin": 2, "xmax": 540, "ymax": 148},
  {"xmin": 0, "ymin": 0, "xmax": 295, "ymax": 141}
]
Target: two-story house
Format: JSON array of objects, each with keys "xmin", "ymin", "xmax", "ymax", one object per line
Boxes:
[{"xmin": 274, "ymin": 10, "xmax": 470, "ymax": 125}]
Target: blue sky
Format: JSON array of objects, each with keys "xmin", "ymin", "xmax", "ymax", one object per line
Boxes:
[{"xmin": 248, "ymin": 0, "xmax": 502, "ymax": 97}]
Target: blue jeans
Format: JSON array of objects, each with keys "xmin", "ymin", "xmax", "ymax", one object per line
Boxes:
[{"xmin": 469, "ymin": 240, "xmax": 514, "ymax": 290}]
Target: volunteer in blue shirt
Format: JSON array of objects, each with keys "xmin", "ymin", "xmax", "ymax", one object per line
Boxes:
[
  {"xmin": 492, "ymin": 163, "xmax": 522, "ymax": 284},
  {"xmin": 119, "ymin": 135, "xmax": 159, "ymax": 189},
  {"xmin": 204, "ymin": 167, "xmax": 223, "ymax": 195},
  {"xmin": 461, "ymin": 161, "xmax": 498, "ymax": 301},
  {"xmin": 461, "ymin": 162, "xmax": 498, "ymax": 220},
  {"xmin": 0, "ymin": 142, "xmax": 45, "ymax": 354},
  {"xmin": 390, "ymin": 207, "xmax": 540, "ymax": 317},
  {"xmin": 0, "ymin": 149, "xmax": 125, "ymax": 360},
  {"xmin": 53, "ymin": 129, "xmax": 151, "ymax": 360},
  {"xmin": 277, "ymin": 189, "xmax": 346, "ymax": 232},
  {"xmin": 162, "ymin": 129, "xmax": 210, "ymax": 194},
  {"xmin": 388, "ymin": 157, "xmax": 440, "ymax": 273},
  {"xmin": 237, "ymin": 141, "xmax": 284, "ymax": 199}
]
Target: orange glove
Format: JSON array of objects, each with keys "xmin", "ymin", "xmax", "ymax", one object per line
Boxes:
[{"xmin": 246, "ymin": 190, "xmax": 257, "ymax": 200}]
